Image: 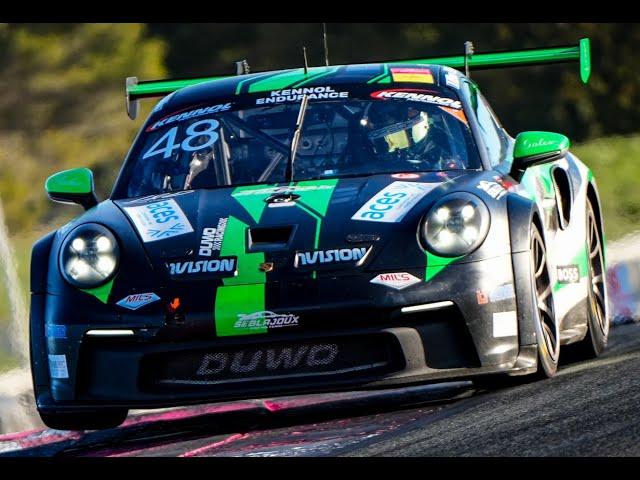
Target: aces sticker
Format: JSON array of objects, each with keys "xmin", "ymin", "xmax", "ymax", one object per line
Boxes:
[
  {"xmin": 124, "ymin": 199, "xmax": 194, "ymax": 243},
  {"xmin": 352, "ymin": 181, "xmax": 439, "ymax": 223}
]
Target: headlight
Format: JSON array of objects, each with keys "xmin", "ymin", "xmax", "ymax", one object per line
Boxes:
[
  {"xmin": 59, "ymin": 223, "xmax": 120, "ymax": 288},
  {"xmin": 421, "ymin": 192, "xmax": 490, "ymax": 257}
]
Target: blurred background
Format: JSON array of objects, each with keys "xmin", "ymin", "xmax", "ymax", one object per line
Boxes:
[{"xmin": 1, "ymin": 23, "xmax": 639, "ymax": 433}]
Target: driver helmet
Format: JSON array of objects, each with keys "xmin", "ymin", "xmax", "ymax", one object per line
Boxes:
[{"xmin": 363, "ymin": 102, "xmax": 431, "ymax": 155}]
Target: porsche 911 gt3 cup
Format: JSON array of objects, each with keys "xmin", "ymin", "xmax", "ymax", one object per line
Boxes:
[{"xmin": 30, "ymin": 38, "xmax": 608, "ymax": 430}]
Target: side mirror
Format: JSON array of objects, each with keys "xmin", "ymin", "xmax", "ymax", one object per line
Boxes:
[
  {"xmin": 45, "ymin": 168, "xmax": 98, "ymax": 210},
  {"xmin": 510, "ymin": 131, "xmax": 570, "ymax": 182}
]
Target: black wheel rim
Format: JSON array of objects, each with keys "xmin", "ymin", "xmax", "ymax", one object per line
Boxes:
[
  {"xmin": 531, "ymin": 231, "xmax": 558, "ymax": 361},
  {"xmin": 587, "ymin": 209, "xmax": 607, "ymax": 334}
]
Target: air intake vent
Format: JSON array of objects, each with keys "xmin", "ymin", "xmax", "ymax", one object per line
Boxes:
[{"xmin": 248, "ymin": 225, "xmax": 296, "ymax": 252}]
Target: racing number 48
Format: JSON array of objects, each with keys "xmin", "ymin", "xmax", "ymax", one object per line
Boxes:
[{"xmin": 143, "ymin": 119, "xmax": 220, "ymax": 160}]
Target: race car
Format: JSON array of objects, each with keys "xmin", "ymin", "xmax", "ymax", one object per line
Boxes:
[{"xmin": 30, "ymin": 38, "xmax": 608, "ymax": 430}]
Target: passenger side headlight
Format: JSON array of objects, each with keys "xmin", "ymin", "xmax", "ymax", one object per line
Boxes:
[{"xmin": 421, "ymin": 192, "xmax": 490, "ymax": 257}]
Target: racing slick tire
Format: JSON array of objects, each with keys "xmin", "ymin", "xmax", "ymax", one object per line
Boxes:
[
  {"xmin": 530, "ymin": 221, "xmax": 560, "ymax": 378},
  {"xmin": 565, "ymin": 199, "xmax": 609, "ymax": 360},
  {"xmin": 474, "ymin": 221, "xmax": 559, "ymax": 390},
  {"xmin": 38, "ymin": 408, "xmax": 129, "ymax": 431}
]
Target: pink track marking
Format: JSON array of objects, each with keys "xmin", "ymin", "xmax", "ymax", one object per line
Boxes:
[{"xmin": 178, "ymin": 433, "xmax": 249, "ymax": 457}]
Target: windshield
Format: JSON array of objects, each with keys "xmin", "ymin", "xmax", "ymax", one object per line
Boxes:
[{"xmin": 120, "ymin": 88, "xmax": 481, "ymax": 198}]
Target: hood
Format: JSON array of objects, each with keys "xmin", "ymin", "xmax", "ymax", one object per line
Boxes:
[{"xmin": 114, "ymin": 171, "xmax": 483, "ymax": 284}]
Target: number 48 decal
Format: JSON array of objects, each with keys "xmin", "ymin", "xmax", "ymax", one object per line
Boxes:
[{"xmin": 143, "ymin": 119, "xmax": 220, "ymax": 159}]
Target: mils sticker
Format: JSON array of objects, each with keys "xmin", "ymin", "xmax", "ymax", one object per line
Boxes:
[
  {"xmin": 116, "ymin": 293, "xmax": 161, "ymax": 310},
  {"xmin": 199, "ymin": 217, "xmax": 228, "ymax": 256},
  {"xmin": 295, "ymin": 247, "xmax": 370, "ymax": 267},
  {"xmin": 371, "ymin": 89, "xmax": 462, "ymax": 109},
  {"xmin": 352, "ymin": 181, "xmax": 439, "ymax": 223},
  {"xmin": 370, "ymin": 272, "xmax": 421, "ymax": 290},
  {"xmin": 256, "ymin": 86, "xmax": 349, "ymax": 105},
  {"xmin": 124, "ymin": 199, "xmax": 194, "ymax": 243}
]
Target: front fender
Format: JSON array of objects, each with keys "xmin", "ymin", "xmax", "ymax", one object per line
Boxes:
[{"xmin": 507, "ymin": 193, "xmax": 542, "ymax": 346}]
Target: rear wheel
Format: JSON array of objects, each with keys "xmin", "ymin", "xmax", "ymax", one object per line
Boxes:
[
  {"xmin": 531, "ymin": 222, "xmax": 560, "ymax": 378},
  {"xmin": 567, "ymin": 200, "xmax": 609, "ymax": 359},
  {"xmin": 39, "ymin": 408, "xmax": 128, "ymax": 431}
]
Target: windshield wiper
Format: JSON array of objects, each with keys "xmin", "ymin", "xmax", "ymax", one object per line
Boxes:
[{"xmin": 285, "ymin": 94, "xmax": 310, "ymax": 183}]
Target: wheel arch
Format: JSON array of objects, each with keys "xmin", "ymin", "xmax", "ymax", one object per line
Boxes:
[
  {"xmin": 507, "ymin": 193, "xmax": 543, "ymax": 348},
  {"xmin": 30, "ymin": 231, "xmax": 56, "ymax": 398},
  {"xmin": 586, "ymin": 180, "xmax": 605, "ymax": 261}
]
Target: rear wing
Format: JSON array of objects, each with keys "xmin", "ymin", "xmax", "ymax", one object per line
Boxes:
[{"xmin": 125, "ymin": 38, "xmax": 591, "ymax": 120}]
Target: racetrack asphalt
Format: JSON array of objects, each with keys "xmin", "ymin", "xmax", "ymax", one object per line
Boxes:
[{"xmin": 3, "ymin": 322, "xmax": 640, "ymax": 457}]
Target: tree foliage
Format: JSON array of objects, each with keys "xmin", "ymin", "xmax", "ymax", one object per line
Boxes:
[
  {"xmin": 0, "ymin": 23, "xmax": 166, "ymax": 233},
  {"xmin": 1, "ymin": 23, "xmax": 638, "ymax": 237}
]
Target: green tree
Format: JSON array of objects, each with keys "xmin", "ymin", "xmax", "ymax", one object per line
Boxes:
[{"xmin": 0, "ymin": 23, "xmax": 167, "ymax": 234}]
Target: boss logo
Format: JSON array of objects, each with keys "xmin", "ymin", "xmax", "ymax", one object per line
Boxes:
[
  {"xmin": 557, "ymin": 265, "xmax": 580, "ymax": 284},
  {"xmin": 196, "ymin": 344, "xmax": 339, "ymax": 376}
]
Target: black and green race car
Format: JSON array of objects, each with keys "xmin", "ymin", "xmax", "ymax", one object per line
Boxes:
[{"xmin": 30, "ymin": 38, "xmax": 609, "ymax": 430}]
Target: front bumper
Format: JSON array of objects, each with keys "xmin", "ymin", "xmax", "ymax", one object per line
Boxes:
[{"xmin": 33, "ymin": 253, "xmax": 536, "ymax": 411}]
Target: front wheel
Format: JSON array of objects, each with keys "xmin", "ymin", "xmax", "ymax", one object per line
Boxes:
[
  {"xmin": 531, "ymin": 222, "xmax": 560, "ymax": 378},
  {"xmin": 39, "ymin": 408, "xmax": 128, "ymax": 431}
]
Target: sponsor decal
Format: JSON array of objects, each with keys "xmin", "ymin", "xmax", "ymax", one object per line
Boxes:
[
  {"xmin": 233, "ymin": 311, "xmax": 300, "ymax": 331},
  {"xmin": 523, "ymin": 138, "xmax": 555, "ymax": 149},
  {"xmin": 371, "ymin": 89, "xmax": 462, "ymax": 109},
  {"xmin": 147, "ymin": 103, "xmax": 232, "ymax": 131},
  {"xmin": 259, "ymin": 262, "xmax": 274, "ymax": 272},
  {"xmin": 494, "ymin": 176, "xmax": 515, "ymax": 190},
  {"xmin": 390, "ymin": 67, "xmax": 435, "ymax": 84},
  {"xmin": 444, "ymin": 71, "xmax": 460, "ymax": 89},
  {"xmin": 48, "ymin": 354, "xmax": 69, "ymax": 379},
  {"xmin": 352, "ymin": 181, "xmax": 439, "ymax": 223},
  {"xmin": 124, "ymin": 199, "xmax": 194, "ymax": 243},
  {"xmin": 45, "ymin": 324, "xmax": 67, "ymax": 339},
  {"xmin": 476, "ymin": 290, "xmax": 489, "ymax": 305},
  {"xmin": 116, "ymin": 292, "xmax": 161, "ymax": 310},
  {"xmin": 196, "ymin": 343, "xmax": 337, "ymax": 376},
  {"xmin": 489, "ymin": 283, "xmax": 516, "ymax": 302},
  {"xmin": 167, "ymin": 258, "xmax": 236, "ymax": 277},
  {"xmin": 295, "ymin": 247, "xmax": 370, "ymax": 267},
  {"xmin": 476, "ymin": 179, "xmax": 508, "ymax": 200},
  {"xmin": 493, "ymin": 311, "xmax": 518, "ymax": 338},
  {"xmin": 199, "ymin": 217, "xmax": 228, "ymax": 256},
  {"xmin": 256, "ymin": 86, "xmax": 349, "ymax": 105},
  {"xmin": 391, "ymin": 173, "xmax": 421, "ymax": 180},
  {"xmin": 234, "ymin": 184, "xmax": 334, "ymax": 197},
  {"xmin": 557, "ymin": 265, "xmax": 580, "ymax": 284},
  {"xmin": 370, "ymin": 272, "xmax": 421, "ymax": 290}
]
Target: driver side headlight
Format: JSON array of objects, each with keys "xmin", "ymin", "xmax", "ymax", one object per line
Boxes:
[
  {"xmin": 421, "ymin": 192, "xmax": 490, "ymax": 257},
  {"xmin": 59, "ymin": 223, "xmax": 120, "ymax": 288}
]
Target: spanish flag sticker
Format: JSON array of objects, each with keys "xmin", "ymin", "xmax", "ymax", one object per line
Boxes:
[{"xmin": 390, "ymin": 67, "xmax": 435, "ymax": 84}]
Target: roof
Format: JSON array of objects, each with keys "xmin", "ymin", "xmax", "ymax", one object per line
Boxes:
[{"xmin": 150, "ymin": 63, "xmax": 452, "ymax": 118}]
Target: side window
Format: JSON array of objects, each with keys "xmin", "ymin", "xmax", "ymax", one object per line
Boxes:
[{"xmin": 464, "ymin": 81, "xmax": 506, "ymax": 167}]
